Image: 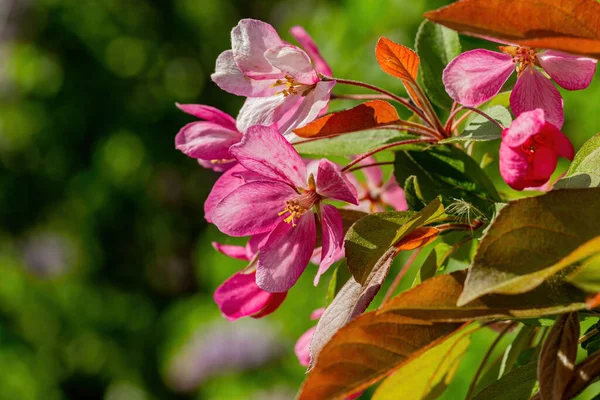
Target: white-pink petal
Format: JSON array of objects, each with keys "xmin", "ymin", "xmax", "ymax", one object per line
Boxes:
[
  {"xmin": 211, "ymin": 50, "xmax": 278, "ymax": 97},
  {"xmin": 538, "ymin": 50, "xmax": 597, "ymax": 91},
  {"xmin": 235, "ymin": 94, "xmax": 301, "ymax": 134},
  {"xmin": 230, "ymin": 125, "xmax": 307, "ymax": 188},
  {"xmin": 256, "ymin": 213, "xmax": 317, "ymax": 292},
  {"xmin": 231, "ymin": 19, "xmax": 285, "ymax": 79},
  {"xmin": 277, "ymin": 80, "xmax": 335, "ymax": 137},
  {"xmin": 204, "ymin": 165, "xmax": 246, "ymax": 223},
  {"xmin": 314, "ymin": 204, "xmax": 344, "ymax": 286},
  {"xmin": 212, "ymin": 242, "xmax": 250, "ymax": 261},
  {"xmin": 289, "ymin": 26, "xmax": 332, "ymax": 77},
  {"xmin": 443, "ymin": 49, "xmax": 514, "ymax": 106},
  {"xmin": 316, "ymin": 159, "xmax": 359, "ymax": 205},
  {"xmin": 211, "ymin": 180, "xmax": 297, "ymax": 237},
  {"xmin": 265, "ymin": 45, "xmax": 319, "ymax": 85},
  {"xmin": 510, "ymin": 66, "xmax": 564, "ymax": 129}
]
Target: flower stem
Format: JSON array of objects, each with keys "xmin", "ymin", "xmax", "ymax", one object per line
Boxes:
[
  {"xmin": 379, "ymin": 248, "xmax": 422, "ymax": 307},
  {"xmin": 332, "ymin": 78, "xmax": 432, "ymax": 127},
  {"xmin": 445, "ymin": 105, "xmax": 465, "ymax": 131},
  {"xmin": 341, "ymin": 137, "xmax": 437, "ymax": 172},
  {"xmin": 331, "ymin": 93, "xmax": 394, "ymax": 101},
  {"xmin": 465, "ymin": 322, "xmax": 518, "ymax": 399},
  {"xmin": 346, "ymin": 161, "xmax": 394, "ymax": 173}
]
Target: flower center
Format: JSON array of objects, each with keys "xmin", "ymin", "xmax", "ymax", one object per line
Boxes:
[
  {"xmin": 271, "ymin": 75, "xmax": 315, "ymax": 97},
  {"xmin": 499, "ymin": 46, "xmax": 538, "ymax": 75},
  {"xmin": 520, "ymin": 135, "xmax": 546, "ymax": 158},
  {"xmin": 278, "ymin": 190, "xmax": 321, "ymax": 227}
]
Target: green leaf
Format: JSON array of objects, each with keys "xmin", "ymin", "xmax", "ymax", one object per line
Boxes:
[
  {"xmin": 394, "ymin": 145, "xmax": 501, "ymax": 216},
  {"xmin": 294, "ymin": 129, "xmax": 412, "ymax": 156},
  {"xmin": 567, "ymin": 253, "xmax": 600, "ymax": 293},
  {"xmin": 472, "ymin": 362, "xmax": 538, "ymax": 400},
  {"xmin": 581, "ymin": 321, "xmax": 600, "ymax": 356},
  {"xmin": 554, "ymin": 132, "xmax": 600, "ymax": 189},
  {"xmin": 441, "ymin": 106, "xmax": 512, "ymax": 143},
  {"xmin": 345, "ymin": 198, "xmax": 445, "ymax": 284},
  {"xmin": 458, "ymin": 189, "xmax": 600, "ymax": 306},
  {"xmin": 325, "ymin": 260, "xmax": 352, "ymax": 307},
  {"xmin": 415, "ymin": 20, "xmax": 461, "ymax": 109},
  {"xmin": 500, "ymin": 325, "xmax": 537, "ymax": 376},
  {"xmin": 404, "ymin": 175, "xmax": 427, "ymax": 211},
  {"xmin": 412, "ymin": 242, "xmax": 453, "ymax": 286},
  {"xmin": 372, "ymin": 324, "xmax": 475, "ymax": 400}
]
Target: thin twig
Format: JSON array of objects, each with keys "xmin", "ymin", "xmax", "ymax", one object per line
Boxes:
[
  {"xmin": 292, "ymin": 125, "xmax": 437, "ymax": 146},
  {"xmin": 466, "ymin": 322, "xmax": 518, "ymax": 399},
  {"xmin": 331, "ymin": 78, "xmax": 432, "ymax": 127},
  {"xmin": 450, "ymin": 109, "xmax": 474, "ymax": 132},
  {"xmin": 380, "ymin": 248, "xmax": 422, "ymax": 306},
  {"xmin": 346, "ymin": 161, "xmax": 394, "ymax": 173},
  {"xmin": 409, "ymin": 82, "xmax": 447, "ymax": 137},
  {"xmin": 331, "ymin": 93, "xmax": 393, "ymax": 101},
  {"xmin": 578, "ymin": 328, "xmax": 599, "ymax": 344},
  {"xmin": 341, "ymin": 138, "xmax": 438, "ymax": 172},
  {"xmin": 445, "ymin": 105, "xmax": 465, "ymax": 131}
]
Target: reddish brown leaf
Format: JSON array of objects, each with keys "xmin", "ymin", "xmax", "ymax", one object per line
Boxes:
[
  {"xmin": 293, "ymin": 100, "xmax": 400, "ymax": 138},
  {"xmin": 376, "ymin": 37, "xmax": 420, "ymax": 82},
  {"xmin": 424, "ymin": 0, "xmax": 600, "ymax": 58},
  {"xmin": 395, "ymin": 227, "xmax": 439, "ymax": 251},
  {"xmin": 298, "ymin": 311, "xmax": 461, "ymax": 399},
  {"xmin": 537, "ymin": 313, "xmax": 580, "ymax": 400},
  {"xmin": 564, "ymin": 351, "xmax": 600, "ymax": 399}
]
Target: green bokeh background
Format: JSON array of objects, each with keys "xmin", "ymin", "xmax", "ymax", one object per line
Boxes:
[{"xmin": 1, "ymin": 0, "xmax": 599, "ymax": 399}]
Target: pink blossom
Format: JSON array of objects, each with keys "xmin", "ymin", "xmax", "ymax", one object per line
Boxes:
[
  {"xmin": 500, "ymin": 109, "xmax": 574, "ymax": 191},
  {"xmin": 211, "ymin": 125, "xmax": 358, "ymax": 292},
  {"xmin": 443, "ymin": 46, "xmax": 597, "ymax": 129},
  {"xmin": 213, "ymin": 237, "xmax": 286, "ymax": 320},
  {"xmin": 211, "ymin": 19, "xmax": 335, "ymax": 138},
  {"xmin": 175, "ymin": 103, "xmax": 242, "ymax": 172},
  {"xmin": 346, "ymin": 157, "xmax": 408, "ymax": 213}
]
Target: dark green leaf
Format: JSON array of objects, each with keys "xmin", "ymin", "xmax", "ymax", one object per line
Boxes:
[
  {"xmin": 345, "ymin": 198, "xmax": 445, "ymax": 284},
  {"xmin": 458, "ymin": 189, "xmax": 600, "ymax": 306},
  {"xmin": 294, "ymin": 129, "xmax": 413, "ymax": 156},
  {"xmin": 404, "ymin": 175, "xmax": 428, "ymax": 211},
  {"xmin": 472, "ymin": 362, "xmax": 538, "ymax": 400},
  {"xmin": 415, "ymin": 20, "xmax": 461, "ymax": 109},
  {"xmin": 441, "ymin": 106, "xmax": 512, "ymax": 143},
  {"xmin": 394, "ymin": 145, "xmax": 501, "ymax": 218},
  {"xmin": 581, "ymin": 321, "xmax": 600, "ymax": 356},
  {"xmin": 412, "ymin": 242, "xmax": 453, "ymax": 286},
  {"xmin": 500, "ymin": 325, "xmax": 537, "ymax": 376}
]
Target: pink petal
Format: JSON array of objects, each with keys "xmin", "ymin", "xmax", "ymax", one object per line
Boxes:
[
  {"xmin": 204, "ymin": 164, "xmax": 247, "ymax": 223},
  {"xmin": 211, "ymin": 180, "xmax": 297, "ymax": 237},
  {"xmin": 314, "ymin": 204, "xmax": 344, "ymax": 286},
  {"xmin": 256, "ymin": 213, "xmax": 317, "ymax": 292},
  {"xmin": 176, "ymin": 103, "xmax": 237, "ymax": 131},
  {"xmin": 231, "ymin": 19, "xmax": 285, "ymax": 79},
  {"xmin": 212, "ymin": 242, "xmax": 249, "ymax": 261},
  {"xmin": 246, "ymin": 233, "xmax": 269, "ymax": 258},
  {"xmin": 289, "ymin": 26, "xmax": 332, "ymax": 77},
  {"xmin": 211, "ymin": 50, "xmax": 279, "ymax": 97},
  {"xmin": 538, "ymin": 50, "xmax": 597, "ymax": 90},
  {"xmin": 235, "ymin": 94, "xmax": 301, "ymax": 134},
  {"xmin": 197, "ymin": 158, "xmax": 235, "ymax": 173},
  {"xmin": 276, "ymin": 80, "xmax": 335, "ymax": 135},
  {"xmin": 230, "ymin": 125, "xmax": 307, "ymax": 188},
  {"xmin": 175, "ymin": 121, "xmax": 242, "ymax": 160},
  {"xmin": 442, "ymin": 49, "xmax": 514, "ymax": 106},
  {"xmin": 510, "ymin": 66, "xmax": 564, "ymax": 129},
  {"xmin": 214, "ymin": 271, "xmax": 283, "ymax": 321},
  {"xmin": 549, "ymin": 129, "xmax": 575, "ymax": 160},
  {"xmin": 316, "ymin": 159, "xmax": 359, "ymax": 205},
  {"xmin": 501, "ymin": 108, "xmax": 546, "ymax": 148},
  {"xmin": 529, "ymin": 146, "xmax": 558, "ymax": 186},
  {"xmin": 251, "ymin": 291, "xmax": 287, "ymax": 318},
  {"xmin": 264, "ymin": 45, "xmax": 319, "ymax": 85},
  {"xmin": 380, "ymin": 177, "xmax": 408, "ymax": 211},
  {"xmin": 295, "ymin": 326, "xmax": 316, "ymax": 367},
  {"xmin": 499, "ymin": 142, "xmax": 531, "ymax": 191},
  {"xmin": 310, "ymin": 307, "xmax": 325, "ymax": 320}
]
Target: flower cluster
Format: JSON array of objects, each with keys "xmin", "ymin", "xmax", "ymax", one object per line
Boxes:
[{"xmin": 174, "ymin": 15, "xmax": 596, "ymax": 375}]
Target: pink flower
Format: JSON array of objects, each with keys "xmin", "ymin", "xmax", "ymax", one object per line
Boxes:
[
  {"xmin": 443, "ymin": 46, "xmax": 597, "ymax": 129},
  {"xmin": 500, "ymin": 109, "xmax": 574, "ymax": 191},
  {"xmin": 211, "ymin": 19, "xmax": 335, "ymax": 137},
  {"xmin": 211, "ymin": 125, "xmax": 358, "ymax": 292},
  {"xmin": 175, "ymin": 104, "xmax": 242, "ymax": 172},
  {"xmin": 213, "ymin": 237, "xmax": 287, "ymax": 320},
  {"xmin": 346, "ymin": 157, "xmax": 408, "ymax": 213}
]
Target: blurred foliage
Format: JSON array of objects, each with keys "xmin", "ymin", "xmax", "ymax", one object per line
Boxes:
[{"xmin": 1, "ymin": 0, "xmax": 599, "ymax": 399}]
